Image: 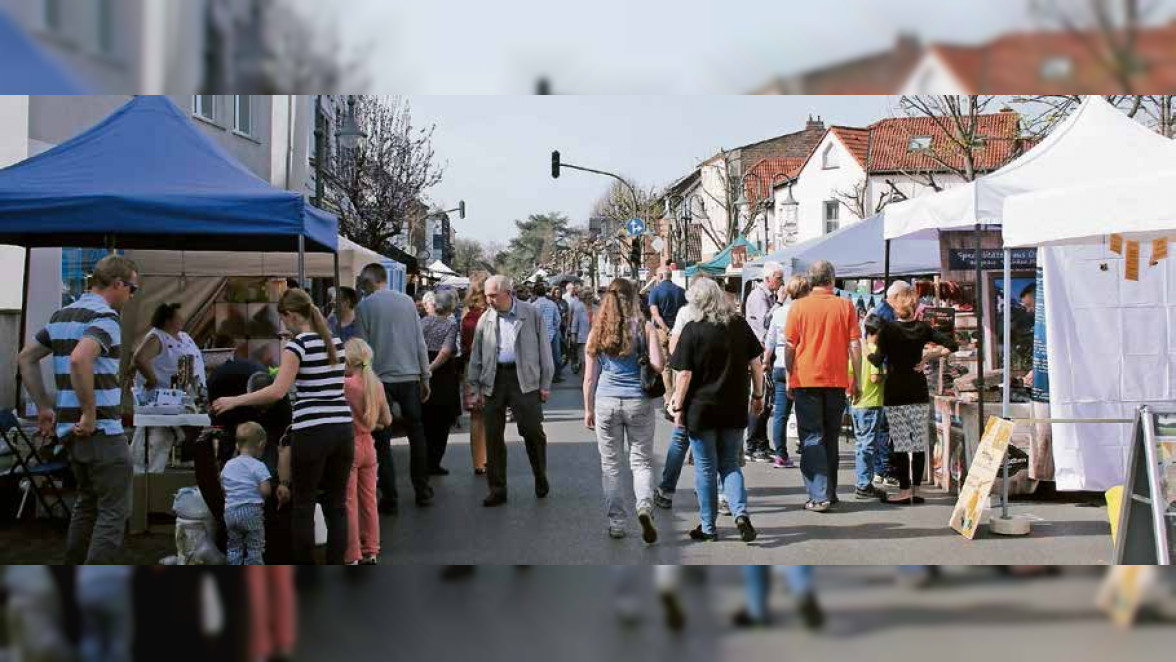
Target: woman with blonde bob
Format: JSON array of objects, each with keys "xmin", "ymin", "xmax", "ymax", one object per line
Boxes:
[
  {"xmin": 461, "ymin": 272, "xmax": 490, "ymax": 474},
  {"xmin": 343, "ymin": 338, "xmax": 392, "ymax": 564},
  {"xmin": 669, "ymin": 278, "xmax": 765, "ymax": 543},
  {"xmin": 583, "ymin": 278, "xmax": 663, "ymax": 543}
]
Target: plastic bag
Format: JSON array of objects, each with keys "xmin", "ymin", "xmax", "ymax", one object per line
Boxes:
[
  {"xmin": 173, "ymin": 486, "xmax": 211, "ymax": 521},
  {"xmin": 175, "ymin": 517, "xmax": 225, "ymax": 565},
  {"xmin": 315, "ymin": 503, "xmax": 327, "ymax": 546}
]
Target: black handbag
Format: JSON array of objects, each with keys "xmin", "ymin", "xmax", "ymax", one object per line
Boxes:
[{"xmin": 637, "ymin": 328, "xmax": 666, "ymax": 399}]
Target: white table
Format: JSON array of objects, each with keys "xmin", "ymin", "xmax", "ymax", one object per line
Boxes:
[{"xmin": 130, "ymin": 412, "xmax": 211, "ymax": 533}]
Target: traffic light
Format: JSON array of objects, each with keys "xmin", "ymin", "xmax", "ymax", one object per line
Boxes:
[
  {"xmin": 551, "ymin": 150, "xmax": 560, "ymax": 179},
  {"xmin": 630, "ymin": 238, "xmax": 641, "ymax": 265},
  {"xmin": 458, "ymin": 200, "xmax": 466, "ymax": 219}
]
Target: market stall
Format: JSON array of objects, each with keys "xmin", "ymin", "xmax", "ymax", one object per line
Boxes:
[
  {"xmin": 883, "ymin": 96, "xmax": 1176, "ymax": 513},
  {"xmin": 0, "ymin": 8, "xmax": 86, "ymax": 93},
  {"xmin": 0, "ymin": 95, "xmax": 339, "ymax": 530}
]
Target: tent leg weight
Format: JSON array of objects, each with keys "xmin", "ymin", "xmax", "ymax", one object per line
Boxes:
[{"xmin": 990, "ymin": 515, "xmax": 1033, "ymax": 536}]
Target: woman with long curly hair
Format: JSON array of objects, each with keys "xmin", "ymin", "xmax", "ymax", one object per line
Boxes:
[{"xmin": 582, "ymin": 278, "xmax": 663, "ymax": 543}]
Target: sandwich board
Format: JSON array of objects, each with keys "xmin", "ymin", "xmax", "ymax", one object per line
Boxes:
[{"xmin": 1113, "ymin": 406, "xmax": 1175, "ymax": 565}]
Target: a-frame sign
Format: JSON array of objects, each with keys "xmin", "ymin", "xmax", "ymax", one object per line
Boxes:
[{"xmin": 1113, "ymin": 406, "xmax": 1174, "ymax": 565}]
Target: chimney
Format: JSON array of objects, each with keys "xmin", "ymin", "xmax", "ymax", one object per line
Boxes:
[
  {"xmin": 896, "ymin": 33, "xmax": 921, "ymax": 54},
  {"xmin": 807, "ymin": 115, "xmax": 825, "ymax": 131}
]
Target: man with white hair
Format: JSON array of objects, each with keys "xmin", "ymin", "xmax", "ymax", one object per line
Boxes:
[
  {"xmin": 742, "ymin": 261, "xmax": 785, "ymax": 462},
  {"xmin": 875, "ymin": 280, "xmax": 911, "ymax": 323},
  {"xmin": 648, "ymin": 265, "xmax": 687, "ymax": 416},
  {"xmin": 468, "ymin": 275, "xmax": 555, "ymax": 507}
]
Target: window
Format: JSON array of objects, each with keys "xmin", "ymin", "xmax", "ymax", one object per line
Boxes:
[
  {"xmin": 234, "ymin": 95, "xmax": 253, "ymax": 136},
  {"xmin": 193, "ymin": 95, "xmax": 216, "ymax": 121},
  {"xmin": 1041, "ymin": 56, "xmax": 1073, "ymax": 81},
  {"xmin": 96, "ymin": 0, "xmax": 114, "ymax": 53},
  {"xmin": 433, "ymin": 234, "xmax": 445, "ymax": 250},
  {"xmin": 821, "ymin": 143, "xmax": 839, "ymax": 169},
  {"xmin": 42, "ymin": 0, "xmax": 63, "ymax": 32},
  {"xmin": 908, "ymin": 136, "xmax": 932, "ymax": 151},
  {"xmin": 823, "ymin": 201, "xmax": 840, "ymax": 234}
]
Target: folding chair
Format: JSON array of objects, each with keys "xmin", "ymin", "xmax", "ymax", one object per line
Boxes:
[{"xmin": 0, "ymin": 410, "xmax": 71, "ymax": 519}]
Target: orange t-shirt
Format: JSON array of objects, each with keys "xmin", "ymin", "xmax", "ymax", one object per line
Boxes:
[{"xmin": 785, "ymin": 288, "xmax": 861, "ymax": 389}]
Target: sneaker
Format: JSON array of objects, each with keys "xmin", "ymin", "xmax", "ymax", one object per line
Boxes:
[
  {"xmin": 661, "ymin": 591, "xmax": 687, "ymax": 632},
  {"xmin": 608, "ymin": 525, "xmax": 627, "ymax": 539},
  {"xmin": 735, "ymin": 515, "xmax": 757, "ymax": 543},
  {"xmin": 783, "ymin": 458, "xmax": 796, "ymax": 468},
  {"xmin": 855, "ymin": 485, "xmax": 881, "ymax": 500},
  {"xmin": 752, "ymin": 450, "xmax": 771, "ymax": 463},
  {"xmin": 638, "ymin": 510, "xmax": 658, "ymax": 545},
  {"xmin": 882, "ymin": 476, "xmax": 900, "ymax": 488},
  {"xmin": 718, "ymin": 498, "xmax": 732, "ymax": 516},
  {"xmin": 797, "ymin": 593, "xmax": 826, "ymax": 631},
  {"xmin": 731, "ymin": 608, "xmax": 768, "ymax": 628},
  {"xmin": 772, "ymin": 455, "xmax": 786, "ymax": 469},
  {"xmin": 743, "ymin": 450, "xmax": 755, "ymax": 463},
  {"xmin": 688, "ymin": 525, "xmax": 718, "ymax": 542},
  {"xmin": 653, "ymin": 488, "xmax": 674, "ymax": 510},
  {"xmin": 804, "ymin": 500, "xmax": 831, "ymax": 513}
]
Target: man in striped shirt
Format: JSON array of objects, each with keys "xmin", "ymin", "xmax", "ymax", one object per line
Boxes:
[{"xmin": 19, "ymin": 255, "xmax": 139, "ymax": 564}]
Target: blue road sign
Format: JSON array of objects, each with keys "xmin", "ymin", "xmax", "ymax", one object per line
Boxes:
[{"xmin": 626, "ymin": 218, "xmax": 646, "ymax": 236}]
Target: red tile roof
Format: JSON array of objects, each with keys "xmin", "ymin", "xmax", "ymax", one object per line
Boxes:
[
  {"xmin": 743, "ymin": 157, "xmax": 805, "ymax": 202},
  {"xmin": 829, "ymin": 126, "xmax": 871, "ymax": 167}
]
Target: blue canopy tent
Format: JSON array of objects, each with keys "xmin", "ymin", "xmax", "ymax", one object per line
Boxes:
[
  {"xmin": 0, "ymin": 9, "xmax": 87, "ymax": 93},
  {"xmin": 686, "ymin": 236, "xmax": 762, "ymax": 277},
  {"xmin": 741, "ymin": 214, "xmax": 940, "ymax": 290}
]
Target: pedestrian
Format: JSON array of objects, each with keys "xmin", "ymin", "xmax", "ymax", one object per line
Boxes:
[
  {"xmin": 220, "ymin": 422, "xmax": 272, "ymax": 565},
  {"xmin": 554, "ymin": 284, "xmax": 572, "ymax": 373},
  {"xmin": 869, "ymin": 281, "xmax": 910, "ymax": 489},
  {"xmin": 327, "ymin": 286, "xmax": 360, "ymax": 344},
  {"xmin": 653, "ymin": 278, "xmax": 707, "ymax": 510},
  {"xmin": 612, "ymin": 565, "xmax": 686, "ymax": 632},
  {"xmin": 743, "ymin": 262, "xmax": 784, "ymax": 462},
  {"xmin": 18, "ymin": 254, "xmax": 139, "ymax": 564},
  {"xmin": 467, "ymin": 275, "xmax": 554, "ymax": 507},
  {"xmin": 734, "ymin": 566, "xmax": 824, "ymax": 630},
  {"xmin": 785, "ymin": 260, "xmax": 862, "ymax": 513},
  {"xmin": 76, "ymin": 566, "xmax": 134, "ymax": 662},
  {"xmin": 647, "ymin": 266, "xmax": 687, "ymax": 419},
  {"xmin": 353, "ymin": 263, "xmax": 434, "ymax": 511},
  {"xmin": 213, "ymin": 287, "xmax": 354, "ymax": 564},
  {"xmin": 343, "ymin": 338, "xmax": 391, "ymax": 565},
  {"xmin": 564, "ymin": 282, "xmax": 590, "ymax": 374},
  {"xmin": 669, "ymin": 278, "xmax": 764, "ymax": 543},
  {"xmin": 461, "ymin": 272, "xmax": 490, "ymax": 476},
  {"xmin": 533, "ymin": 282, "xmax": 566, "ymax": 384},
  {"xmin": 582, "ymin": 278, "xmax": 664, "ymax": 543},
  {"xmin": 870, "ymin": 284, "xmax": 958, "ymax": 505},
  {"xmin": 420, "ymin": 289, "xmax": 462, "ymax": 475},
  {"xmin": 851, "ymin": 315, "xmax": 888, "ymax": 500},
  {"xmin": 763, "ymin": 275, "xmax": 811, "ymax": 469},
  {"xmin": 245, "ymin": 566, "xmax": 297, "ymax": 662}
]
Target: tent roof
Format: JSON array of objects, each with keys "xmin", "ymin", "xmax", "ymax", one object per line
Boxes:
[
  {"xmin": 883, "ymin": 96, "xmax": 1176, "ymax": 240},
  {"xmin": 0, "ymin": 95, "xmax": 337, "ymax": 252},
  {"xmin": 0, "ymin": 10, "xmax": 86, "ymax": 93},
  {"xmin": 686, "ymin": 236, "xmax": 761, "ymax": 276},
  {"xmin": 1004, "ymin": 169, "xmax": 1176, "ymax": 247},
  {"xmin": 428, "ymin": 260, "xmax": 459, "ymax": 275},
  {"xmin": 744, "ymin": 214, "xmax": 940, "ymax": 283}
]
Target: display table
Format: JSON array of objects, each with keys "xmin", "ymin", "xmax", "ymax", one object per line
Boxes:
[
  {"xmin": 931, "ymin": 396, "xmax": 1053, "ymax": 496},
  {"xmin": 129, "ymin": 412, "xmax": 210, "ymax": 534}
]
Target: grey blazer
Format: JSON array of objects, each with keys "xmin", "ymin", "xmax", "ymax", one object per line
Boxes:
[{"xmin": 467, "ymin": 298, "xmax": 554, "ymax": 396}]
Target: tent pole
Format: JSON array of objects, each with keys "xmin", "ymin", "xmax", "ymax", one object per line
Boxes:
[
  {"xmin": 1000, "ymin": 246, "xmax": 1012, "ymax": 520},
  {"xmin": 973, "ymin": 224, "xmax": 985, "ymax": 492},
  {"xmin": 883, "ymin": 239, "xmax": 891, "ymax": 288},
  {"xmin": 298, "ymin": 235, "xmax": 306, "ymax": 289},
  {"xmin": 333, "ymin": 250, "xmax": 341, "ymax": 297},
  {"xmin": 14, "ymin": 247, "xmax": 31, "ymax": 410}
]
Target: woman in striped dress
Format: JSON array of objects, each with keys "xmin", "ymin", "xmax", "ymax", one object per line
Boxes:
[{"xmin": 213, "ymin": 288, "xmax": 355, "ymax": 564}]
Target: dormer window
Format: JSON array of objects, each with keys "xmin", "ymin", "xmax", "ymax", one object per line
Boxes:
[
  {"xmin": 1041, "ymin": 56, "xmax": 1073, "ymax": 81},
  {"xmin": 908, "ymin": 136, "xmax": 932, "ymax": 152}
]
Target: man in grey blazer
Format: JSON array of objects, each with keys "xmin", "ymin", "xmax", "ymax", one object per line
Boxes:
[{"xmin": 467, "ymin": 275, "xmax": 555, "ymax": 507}]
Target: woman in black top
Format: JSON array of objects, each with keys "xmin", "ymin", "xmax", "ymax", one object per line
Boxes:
[{"xmin": 868, "ymin": 287, "xmax": 957, "ymax": 505}]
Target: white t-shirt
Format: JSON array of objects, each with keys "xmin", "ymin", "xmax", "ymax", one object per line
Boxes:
[
  {"xmin": 670, "ymin": 303, "xmax": 703, "ymax": 336},
  {"xmin": 764, "ymin": 303, "xmax": 792, "ymax": 370}
]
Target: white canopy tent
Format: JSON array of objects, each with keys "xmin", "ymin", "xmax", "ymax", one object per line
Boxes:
[
  {"xmin": 743, "ymin": 214, "xmax": 940, "ymax": 287},
  {"xmin": 884, "ymin": 95, "xmax": 1176, "ymax": 240},
  {"xmin": 427, "ymin": 260, "xmax": 459, "ymax": 276}
]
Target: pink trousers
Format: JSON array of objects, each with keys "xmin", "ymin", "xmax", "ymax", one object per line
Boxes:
[
  {"xmin": 247, "ymin": 565, "xmax": 297, "ymax": 660},
  {"xmin": 346, "ymin": 431, "xmax": 381, "ymax": 563}
]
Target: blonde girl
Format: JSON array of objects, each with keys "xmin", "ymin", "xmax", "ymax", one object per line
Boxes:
[{"xmin": 343, "ymin": 338, "xmax": 391, "ymax": 564}]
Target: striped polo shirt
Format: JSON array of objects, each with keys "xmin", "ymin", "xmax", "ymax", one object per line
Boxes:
[
  {"xmin": 35, "ymin": 293, "xmax": 124, "ymax": 439},
  {"xmin": 285, "ymin": 332, "xmax": 351, "ymax": 430}
]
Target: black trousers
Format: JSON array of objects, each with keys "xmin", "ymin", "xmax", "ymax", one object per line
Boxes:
[
  {"xmin": 291, "ymin": 423, "xmax": 354, "ymax": 565},
  {"xmin": 483, "ymin": 365, "xmax": 548, "ymax": 497},
  {"xmin": 373, "ymin": 380, "xmax": 432, "ymax": 504},
  {"xmin": 889, "ymin": 451, "xmax": 926, "ymax": 490}
]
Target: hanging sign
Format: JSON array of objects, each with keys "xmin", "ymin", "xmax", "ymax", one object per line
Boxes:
[
  {"xmin": 1125, "ymin": 240, "xmax": 1140, "ymax": 281},
  {"xmin": 731, "ymin": 245, "xmax": 748, "ymax": 269},
  {"xmin": 946, "ymin": 248, "xmax": 1037, "ymax": 271},
  {"xmin": 1110, "ymin": 233, "xmax": 1124, "ymax": 255},
  {"xmin": 1151, "ymin": 238, "xmax": 1168, "ymax": 266},
  {"xmin": 949, "ymin": 416, "xmax": 1015, "ymax": 539}
]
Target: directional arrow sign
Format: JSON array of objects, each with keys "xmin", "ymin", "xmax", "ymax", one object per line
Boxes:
[{"xmin": 626, "ymin": 218, "xmax": 646, "ymax": 236}]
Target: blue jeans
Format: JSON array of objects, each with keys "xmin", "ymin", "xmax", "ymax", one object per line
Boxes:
[
  {"xmin": 850, "ymin": 407, "xmax": 888, "ymax": 489},
  {"xmin": 690, "ymin": 428, "xmax": 747, "ymax": 534},
  {"xmin": 77, "ymin": 576, "xmax": 133, "ymax": 662},
  {"xmin": 550, "ymin": 335, "xmax": 563, "ymax": 379},
  {"xmin": 771, "ymin": 368, "xmax": 793, "ymax": 461},
  {"xmin": 743, "ymin": 565, "xmax": 815, "ymax": 623},
  {"xmin": 793, "ymin": 388, "xmax": 846, "ymax": 503},
  {"xmin": 659, "ymin": 425, "xmax": 690, "ymax": 493}
]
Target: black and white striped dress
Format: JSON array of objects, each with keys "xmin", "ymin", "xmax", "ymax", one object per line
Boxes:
[{"xmin": 285, "ymin": 332, "xmax": 351, "ymax": 431}]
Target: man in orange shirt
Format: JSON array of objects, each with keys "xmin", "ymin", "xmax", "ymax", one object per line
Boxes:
[{"xmin": 785, "ymin": 260, "xmax": 861, "ymax": 512}]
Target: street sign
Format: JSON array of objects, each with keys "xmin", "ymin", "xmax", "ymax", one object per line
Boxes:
[{"xmin": 626, "ymin": 218, "xmax": 646, "ymax": 236}]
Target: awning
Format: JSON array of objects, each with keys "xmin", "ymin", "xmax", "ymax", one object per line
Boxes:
[
  {"xmin": 0, "ymin": 9, "xmax": 87, "ymax": 93},
  {"xmin": 686, "ymin": 236, "xmax": 761, "ymax": 277}
]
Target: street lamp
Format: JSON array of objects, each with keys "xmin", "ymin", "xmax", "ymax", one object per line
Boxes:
[
  {"xmin": 777, "ymin": 179, "xmax": 799, "ymax": 248},
  {"xmin": 336, "ymin": 96, "xmax": 365, "ymax": 151}
]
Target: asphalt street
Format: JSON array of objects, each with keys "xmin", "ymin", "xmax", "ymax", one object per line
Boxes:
[{"xmin": 380, "ymin": 376, "xmax": 1113, "ymax": 565}]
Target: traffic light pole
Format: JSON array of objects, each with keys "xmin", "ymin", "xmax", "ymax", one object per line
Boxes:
[{"xmin": 551, "ymin": 151, "xmax": 642, "ymax": 278}]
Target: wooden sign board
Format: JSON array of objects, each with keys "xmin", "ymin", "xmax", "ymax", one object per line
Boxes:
[
  {"xmin": 923, "ymin": 307, "xmax": 957, "ymax": 337},
  {"xmin": 949, "ymin": 416, "xmax": 1015, "ymax": 539},
  {"xmin": 1113, "ymin": 407, "xmax": 1175, "ymax": 564},
  {"xmin": 1098, "ymin": 565, "xmax": 1157, "ymax": 628},
  {"xmin": 731, "ymin": 245, "xmax": 748, "ymax": 269},
  {"xmin": 1125, "ymin": 240, "xmax": 1140, "ymax": 281}
]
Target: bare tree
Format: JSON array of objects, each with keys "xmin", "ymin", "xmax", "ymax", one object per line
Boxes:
[
  {"xmin": 833, "ymin": 178, "xmax": 901, "ymax": 219},
  {"xmin": 896, "ymin": 96, "xmax": 1009, "ymax": 183},
  {"xmin": 263, "ymin": 7, "xmax": 368, "ymax": 92},
  {"xmin": 1030, "ymin": 0, "xmax": 1158, "ymax": 94},
  {"xmin": 591, "ymin": 179, "xmax": 662, "ymax": 263},
  {"xmin": 324, "ymin": 96, "xmax": 445, "ymax": 254},
  {"xmin": 1014, "ymin": 94, "xmax": 1175, "ymax": 137}
]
